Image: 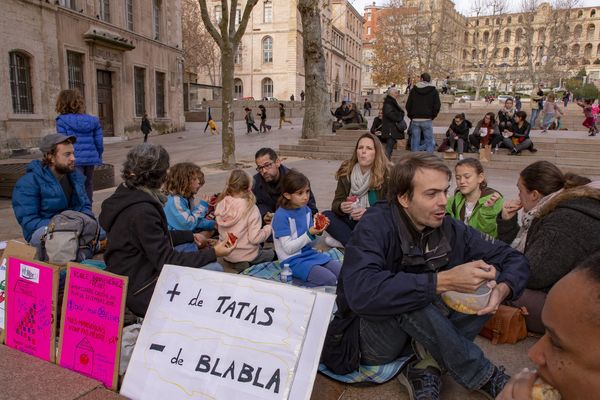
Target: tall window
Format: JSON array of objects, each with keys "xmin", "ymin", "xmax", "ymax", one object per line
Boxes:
[
  {"xmin": 9, "ymin": 51, "xmax": 34, "ymax": 114},
  {"xmin": 134, "ymin": 67, "xmax": 145, "ymax": 117},
  {"xmin": 234, "ymin": 78, "xmax": 243, "ymax": 98},
  {"xmin": 234, "ymin": 46, "xmax": 242, "ymax": 64},
  {"xmin": 264, "ymin": 1, "xmax": 273, "ymax": 23},
  {"xmin": 261, "ymin": 77, "xmax": 273, "ymax": 99},
  {"xmin": 153, "ymin": 0, "xmax": 161, "ymax": 40},
  {"xmin": 100, "ymin": 0, "xmax": 110, "ymax": 22},
  {"xmin": 262, "ymin": 36, "xmax": 273, "ymax": 63},
  {"xmin": 214, "ymin": 6, "xmax": 222, "ymax": 23},
  {"xmin": 126, "ymin": 0, "xmax": 134, "ymax": 31},
  {"xmin": 9, "ymin": 51, "xmax": 33, "ymax": 114},
  {"xmin": 60, "ymin": 0, "xmax": 76, "ymax": 10},
  {"xmin": 67, "ymin": 51, "xmax": 85, "ymax": 98},
  {"xmin": 155, "ymin": 71, "xmax": 165, "ymax": 118}
]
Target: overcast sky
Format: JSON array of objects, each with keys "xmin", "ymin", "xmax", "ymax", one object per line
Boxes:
[{"xmin": 351, "ymin": 0, "xmax": 600, "ymax": 15}]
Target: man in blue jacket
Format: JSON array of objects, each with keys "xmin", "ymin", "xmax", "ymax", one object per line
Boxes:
[
  {"xmin": 321, "ymin": 153, "xmax": 529, "ymax": 400},
  {"xmin": 12, "ymin": 134, "xmax": 92, "ymax": 255}
]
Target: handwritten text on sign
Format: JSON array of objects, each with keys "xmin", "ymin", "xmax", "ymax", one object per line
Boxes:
[
  {"xmin": 5, "ymin": 257, "xmax": 58, "ymax": 362},
  {"xmin": 121, "ymin": 265, "xmax": 317, "ymax": 400},
  {"xmin": 59, "ymin": 264, "xmax": 127, "ymax": 390}
]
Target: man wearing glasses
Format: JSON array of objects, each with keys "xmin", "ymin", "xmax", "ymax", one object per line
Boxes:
[{"xmin": 253, "ymin": 148, "xmax": 318, "ymax": 225}]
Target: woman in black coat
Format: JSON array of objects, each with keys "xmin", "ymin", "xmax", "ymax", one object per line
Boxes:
[
  {"xmin": 445, "ymin": 113, "xmax": 472, "ymax": 158},
  {"xmin": 381, "ymin": 88, "xmax": 406, "ymax": 160}
]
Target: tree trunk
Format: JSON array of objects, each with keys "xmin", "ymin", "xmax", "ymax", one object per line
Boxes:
[
  {"xmin": 220, "ymin": 46, "xmax": 236, "ymax": 167},
  {"xmin": 298, "ymin": 0, "xmax": 331, "ymax": 139}
]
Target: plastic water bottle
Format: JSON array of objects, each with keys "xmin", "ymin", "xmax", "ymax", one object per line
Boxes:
[{"xmin": 280, "ymin": 264, "xmax": 293, "ymax": 284}]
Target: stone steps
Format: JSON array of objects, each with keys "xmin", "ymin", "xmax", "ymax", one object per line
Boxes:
[{"xmin": 279, "ymin": 129, "xmax": 600, "ymax": 176}]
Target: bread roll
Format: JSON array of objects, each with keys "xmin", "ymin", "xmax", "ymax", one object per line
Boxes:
[{"xmin": 531, "ymin": 378, "xmax": 561, "ymax": 400}]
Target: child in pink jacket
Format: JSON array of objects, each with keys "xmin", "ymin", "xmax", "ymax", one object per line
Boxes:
[{"xmin": 215, "ymin": 169, "xmax": 274, "ymax": 268}]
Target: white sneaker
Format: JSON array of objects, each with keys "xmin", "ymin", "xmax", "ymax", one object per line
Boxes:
[
  {"xmin": 324, "ymin": 236, "xmax": 344, "ymax": 248},
  {"xmin": 445, "ymin": 148, "xmax": 454, "ymax": 153},
  {"xmin": 459, "ymin": 154, "xmax": 464, "ymax": 160}
]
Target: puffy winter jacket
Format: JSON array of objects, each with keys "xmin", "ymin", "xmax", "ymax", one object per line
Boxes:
[
  {"xmin": 12, "ymin": 160, "xmax": 92, "ymax": 242},
  {"xmin": 56, "ymin": 114, "xmax": 104, "ymax": 166}
]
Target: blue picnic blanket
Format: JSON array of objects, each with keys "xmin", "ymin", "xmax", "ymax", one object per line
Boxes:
[
  {"xmin": 241, "ymin": 248, "xmax": 344, "ymax": 284},
  {"xmin": 318, "ymin": 356, "xmax": 413, "ymax": 384}
]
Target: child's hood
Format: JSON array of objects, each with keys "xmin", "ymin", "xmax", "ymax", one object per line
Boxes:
[{"xmin": 215, "ymin": 196, "xmax": 248, "ymax": 227}]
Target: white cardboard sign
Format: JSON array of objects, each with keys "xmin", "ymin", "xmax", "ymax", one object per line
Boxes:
[{"xmin": 121, "ymin": 265, "xmax": 335, "ymax": 400}]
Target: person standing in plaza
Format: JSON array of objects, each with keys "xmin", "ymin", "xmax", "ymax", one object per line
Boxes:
[
  {"xmin": 363, "ymin": 98, "xmax": 372, "ymax": 116},
  {"xmin": 55, "ymin": 89, "xmax": 103, "ymax": 202},
  {"xmin": 406, "ymin": 72, "xmax": 441, "ymax": 153},
  {"xmin": 530, "ymin": 83, "xmax": 544, "ymax": 129},
  {"xmin": 141, "ymin": 113, "xmax": 152, "ymax": 143},
  {"xmin": 300, "ymin": 90, "xmax": 305, "ymax": 102},
  {"xmin": 381, "ymin": 87, "xmax": 406, "ymax": 159}
]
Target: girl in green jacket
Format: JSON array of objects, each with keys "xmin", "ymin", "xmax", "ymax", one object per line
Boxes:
[{"xmin": 446, "ymin": 158, "xmax": 503, "ymax": 238}]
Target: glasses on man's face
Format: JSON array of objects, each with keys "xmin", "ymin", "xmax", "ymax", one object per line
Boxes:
[{"xmin": 256, "ymin": 161, "xmax": 274, "ymax": 172}]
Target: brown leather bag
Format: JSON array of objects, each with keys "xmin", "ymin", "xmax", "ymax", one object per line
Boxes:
[{"xmin": 479, "ymin": 305, "xmax": 529, "ymax": 345}]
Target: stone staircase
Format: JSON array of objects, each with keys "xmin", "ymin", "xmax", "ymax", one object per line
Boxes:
[{"xmin": 279, "ymin": 129, "xmax": 600, "ymax": 177}]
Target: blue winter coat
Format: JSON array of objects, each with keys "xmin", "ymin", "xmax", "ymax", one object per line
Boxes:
[
  {"xmin": 56, "ymin": 114, "xmax": 104, "ymax": 166},
  {"xmin": 12, "ymin": 160, "xmax": 93, "ymax": 242}
]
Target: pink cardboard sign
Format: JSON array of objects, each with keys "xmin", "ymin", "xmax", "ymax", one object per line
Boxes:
[
  {"xmin": 58, "ymin": 263, "xmax": 128, "ymax": 390},
  {"xmin": 5, "ymin": 257, "xmax": 59, "ymax": 362}
]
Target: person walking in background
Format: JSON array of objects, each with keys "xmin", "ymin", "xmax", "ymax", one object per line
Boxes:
[
  {"xmin": 290, "ymin": 94, "xmax": 295, "ymax": 102},
  {"xmin": 530, "ymin": 83, "xmax": 544, "ymax": 128},
  {"xmin": 257, "ymin": 104, "xmax": 271, "ymax": 133},
  {"xmin": 278, "ymin": 103, "xmax": 292, "ymax": 129},
  {"xmin": 55, "ymin": 89, "xmax": 103, "ymax": 203},
  {"xmin": 244, "ymin": 107, "xmax": 259, "ymax": 134},
  {"xmin": 300, "ymin": 90, "xmax": 305, "ymax": 102},
  {"xmin": 562, "ymin": 90, "xmax": 570, "ymax": 108},
  {"xmin": 363, "ymin": 98, "xmax": 372, "ymax": 116},
  {"xmin": 141, "ymin": 113, "xmax": 152, "ymax": 143},
  {"xmin": 406, "ymin": 72, "xmax": 441, "ymax": 153}
]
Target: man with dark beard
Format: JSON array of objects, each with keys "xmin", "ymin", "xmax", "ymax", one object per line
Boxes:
[{"xmin": 12, "ymin": 134, "xmax": 93, "ymax": 255}]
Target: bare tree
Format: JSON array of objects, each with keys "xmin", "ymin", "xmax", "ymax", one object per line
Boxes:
[
  {"xmin": 468, "ymin": 0, "xmax": 508, "ymax": 100},
  {"xmin": 197, "ymin": 0, "xmax": 259, "ymax": 168},
  {"xmin": 182, "ymin": 0, "xmax": 220, "ymax": 85},
  {"xmin": 517, "ymin": 0, "xmax": 582, "ymax": 86},
  {"xmin": 298, "ymin": 0, "xmax": 332, "ymax": 139}
]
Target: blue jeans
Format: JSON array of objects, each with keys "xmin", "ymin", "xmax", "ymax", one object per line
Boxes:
[
  {"xmin": 324, "ymin": 210, "xmax": 357, "ymax": 246},
  {"xmin": 530, "ymin": 109, "xmax": 540, "ymax": 128},
  {"xmin": 359, "ymin": 300, "xmax": 494, "ymax": 390},
  {"xmin": 410, "ymin": 120, "xmax": 434, "ymax": 152}
]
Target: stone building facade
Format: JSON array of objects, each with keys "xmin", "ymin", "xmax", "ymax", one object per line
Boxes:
[
  {"xmin": 1, "ymin": 0, "xmax": 184, "ymax": 156},
  {"xmin": 361, "ymin": 1, "xmax": 600, "ymax": 90},
  {"xmin": 202, "ymin": 0, "xmax": 363, "ymax": 104}
]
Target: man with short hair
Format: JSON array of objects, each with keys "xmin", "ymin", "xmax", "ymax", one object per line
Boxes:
[
  {"xmin": 406, "ymin": 72, "xmax": 441, "ymax": 153},
  {"xmin": 253, "ymin": 147, "xmax": 317, "ymax": 224},
  {"xmin": 530, "ymin": 83, "xmax": 544, "ymax": 128},
  {"xmin": 321, "ymin": 153, "xmax": 529, "ymax": 400},
  {"xmin": 363, "ymin": 98, "xmax": 372, "ymax": 116},
  {"xmin": 12, "ymin": 134, "xmax": 92, "ymax": 254},
  {"xmin": 497, "ymin": 251, "xmax": 600, "ymax": 400}
]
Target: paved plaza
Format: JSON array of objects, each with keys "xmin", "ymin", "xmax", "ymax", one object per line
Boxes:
[{"xmin": 1, "ymin": 115, "xmax": 598, "ymax": 399}]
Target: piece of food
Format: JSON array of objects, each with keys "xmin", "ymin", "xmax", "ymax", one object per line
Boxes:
[
  {"xmin": 314, "ymin": 213, "xmax": 330, "ymax": 230},
  {"xmin": 346, "ymin": 195, "xmax": 358, "ymax": 203},
  {"xmin": 227, "ymin": 232, "xmax": 238, "ymax": 246},
  {"xmin": 532, "ymin": 378, "xmax": 561, "ymax": 400}
]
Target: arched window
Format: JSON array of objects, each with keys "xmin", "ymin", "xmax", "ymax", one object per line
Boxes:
[
  {"xmin": 483, "ymin": 31, "xmax": 490, "ymax": 43},
  {"xmin": 507, "ymin": 16, "xmax": 512, "ymax": 24},
  {"xmin": 503, "ymin": 47, "xmax": 510, "ymax": 59},
  {"xmin": 587, "ymin": 24, "xmax": 595, "ymax": 41},
  {"xmin": 591, "ymin": 9, "xmax": 596, "ymax": 18},
  {"xmin": 516, "ymin": 28, "xmax": 523, "ymax": 42},
  {"xmin": 514, "ymin": 47, "xmax": 521, "ymax": 61},
  {"xmin": 574, "ymin": 24, "xmax": 582, "ymax": 38},
  {"xmin": 538, "ymin": 28, "xmax": 545, "ymax": 43},
  {"xmin": 585, "ymin": 43, "xmax": 593, "ymax": 58},
  {"xmin": 504, "ymin": 29, "xmax": 511, "ymax": 42},
  {"xmin": 261, "ymin": 77, "xmax": 273, "ymax": 98},
  {"xmin": 597, "ymin": 44, "xmax": 600, "ymax": 57},
  {"xmin": 234, "ymin": 78, "xmax": 243, "ymax": 98},
  {"xmin": 572, "ymin": 44, "xmax": 580, "ymax": 56},
  {"xmin": 485, "ymin": 18, "xmax": 489, "ymax": 25},
  {"xmin": 262, "ymin": 36, "xmax": 273, "ymax": 63},
  {"xmin": 471, "ymin": 49, "xmax": 477, "ymax": 60},
  {"xmin": 9, "ymin": 51, "xmax": 34, "ymax": 114},
  {"xmin": 462, "ymin": 49, "xmax": 467, "ymax": 60},
  {"xmin": 578, "ymin": 10, "xmax": 583, "ymax": 18}
]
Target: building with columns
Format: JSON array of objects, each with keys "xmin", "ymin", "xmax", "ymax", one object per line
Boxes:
[
  {"xmin": 200, "ymin": 0, "xmax": 363, "ymax": 104},
  {"xmin": 1, "ymin": 0, "xmax": 184, "ymax": 155}
]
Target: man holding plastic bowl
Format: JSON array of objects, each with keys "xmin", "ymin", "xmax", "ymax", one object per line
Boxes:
[{"xmin": 321, "ymin": 153, "xmax": 529, "ymax": 400}]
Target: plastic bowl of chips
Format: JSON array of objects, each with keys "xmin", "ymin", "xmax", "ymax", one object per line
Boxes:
[{"xmin": 441, "ymin": 283, "xmax": 492, "ymax": 314}]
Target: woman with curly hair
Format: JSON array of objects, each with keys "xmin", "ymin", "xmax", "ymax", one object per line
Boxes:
[
  {"xmin": 99, "ymin": 144, "xmax": 232, "ymax": 317},
  {"xmin": 323, "ymin": 132, "xmax": 390, "ymax": 247},
  {"xmin": 55, "ymin": 89, "xmax": 103, "ymax": 202}
]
